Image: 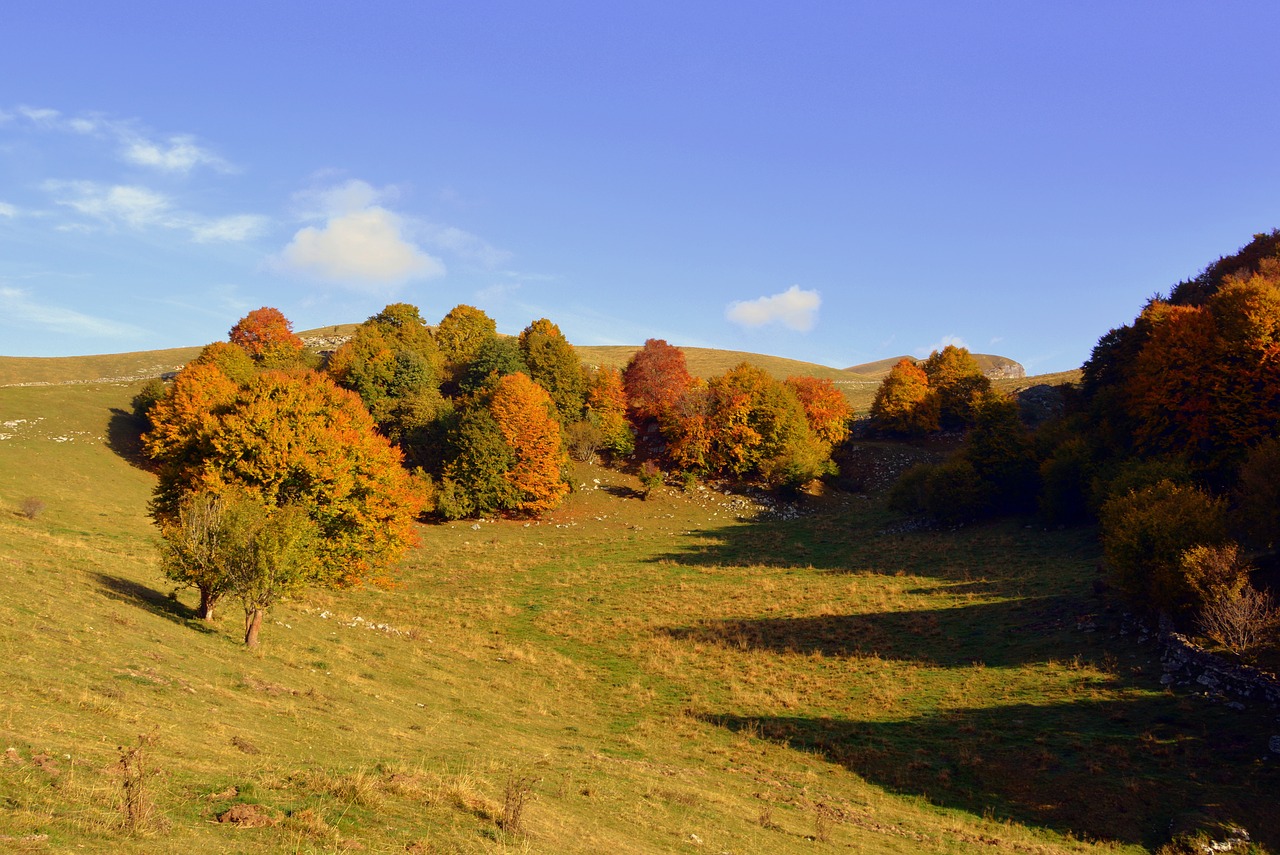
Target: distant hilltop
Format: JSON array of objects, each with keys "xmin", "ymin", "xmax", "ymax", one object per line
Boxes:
[{"xmin": 845, "ymin": 353, "xmax": 1025, "ymax": 381}]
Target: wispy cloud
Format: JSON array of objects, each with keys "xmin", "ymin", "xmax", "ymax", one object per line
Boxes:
[
  {"xmin": 0, "ymin": 286, "xmax": 143, "ymax": 339},
  {"xmin": 915, "ymin": 334, "xmax": 969, "ymax": 357},
  {"xmin": 44, "ymin": 180, "xmax": 267, "ymax": 242},
  {"xmin": 423, "ymin": 224, "xmax": 512, "ymax": 269},
  {"xmin": 0, "ymin": 201, "xmax": 17, "ymax": 218},
  {"xmin": 726, "ymin": 285, "xmax": 821, "ymax": 332},
  {"xmin": 276, "ymin": 179, "xmax": 446, "ymax": 290},
  {"xmin": 10, "ymin": 104, "xmax": 231, "ymax": 174}
]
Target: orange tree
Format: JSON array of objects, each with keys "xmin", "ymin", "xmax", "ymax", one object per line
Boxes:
[
  {"xmin": 229, "ymin": 307, "xmax": 307, "ymax": 368},
  {"xmin": 488, "ymin": 372, "xmax": 570, "ymax": 514},
  {"xmin": 785, "ymin": 375, "xmax": 853, "ymax": 445},
  {"xmin": 147, "ymin": 369, "xmax": 425, "ymax": 597},
  {"xmin": 584, "ymin": 366, "xmax": 635, "ymax": 460}
]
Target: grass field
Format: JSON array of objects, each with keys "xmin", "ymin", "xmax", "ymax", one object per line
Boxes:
[{"xmin": 0, "ymin": 366, "xmax": 1273, "ymax": 853}]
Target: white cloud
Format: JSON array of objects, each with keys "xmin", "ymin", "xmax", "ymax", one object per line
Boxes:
[
  {"xmin": 725, "ymin": 285, "xmax": 821, "ymax": 332},
  {"xmin": 279, "ymin": 207, "xmax": 445, "ymax": 289},
  {"xmin": 10, "ymin": 105, "xmax": 229, "ymax": 174},
  {"xmin": 123, "ymin": 134, "xmax": 228, "ymax": 173},
  {"xmin": 17, "ymin": 106, "xmax": 61, "ymax": 127},
  {"xmin": 49, "ymin": 181, "xmax": 174, "ymax": 227},
  {"xmin": 915, "ymin": 334, "xmax": 970, "ymax": 357},
  {"xmin": 192, "ymin": 214, "xmax": 270, "ymax": 243},
  {"xmin": 0, "ymin": 201, "xmax": 17, "ymax": 218},
  {"xmin": 0, "ymin": 286, "xmax": 142, "ymax": 339}
]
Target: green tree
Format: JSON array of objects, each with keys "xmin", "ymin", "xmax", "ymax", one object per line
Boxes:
[
  {"xmin": 221, "ymin": 496, "xmax": 319, "ymax": 648},
  {"xmin": 518, "ymin": 318, "xmax": 585, "ymax": 422},
  {"xmin": 456, "ymin": 337, "xmax": 528, "ymax": 396},
  {"xmin": 436, "ymin": 304, "xmax": 498, "ymax": 379}
]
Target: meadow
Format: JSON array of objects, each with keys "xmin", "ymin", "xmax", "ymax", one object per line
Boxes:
[{"xmin": 0, "ymin": 369, "xmax": 1274, "ymax": 853}]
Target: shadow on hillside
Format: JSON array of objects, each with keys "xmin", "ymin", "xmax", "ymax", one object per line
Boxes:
[
  {"xmin": 648, "ymin": 499, "xmax": 1099, "ymax": 593},
  {"xmin": 597, "ymin": 484, "xmax": 644, "ymax": 500},
  {"xmin": 661, "ymin": 595, "xmax": 1092, "ymax": 668},
  {"xmin": 94, "ymin": 573, "xmax": 212, "ymax": 631},
  {"xmin": 105, "ymin": 408, "xmax": 155, "ymax": 471},
  {"xmin": 700, "ymin": 694, "xmax": 1279, "ymax": 850}
]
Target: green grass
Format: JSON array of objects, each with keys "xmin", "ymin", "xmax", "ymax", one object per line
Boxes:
[{"xmin": 0, "ymin": 362, "xmax": 1271, "ymax": 853}]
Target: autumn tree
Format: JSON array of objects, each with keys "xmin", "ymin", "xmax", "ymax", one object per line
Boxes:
[
  {"xmin": 328, "ymin": 303, "xmax": 446, "ymax": 446},
  {"xmin": 622, "ymin": 339, "xmax": 694, "ymax": 425},
  {"xmin": 785, "ymin": 375, "xmax": 853, "ymax": 445},
  {"xmin": 922, "ymin": 345, "xmax": 990, "ymax": 429},
  {"xmin": 870, "ymin": 359, "xmax": 938, "ymax": 435},
  {"xmin": 583, "ymin": 366, "xmax": 634, "ymax": 460},
  {"xmin": 488, "ymin": 373, "xmax": 570, "ymax": 514},
  {"xmin": 189, "ymin": 340, "xmax": 258, "ymax": 386},
  {"xmin": 518, "ymin": 318, "xmax": 585, "ymax": 422},
  {"xmin": 436, "ymin": 304, "xmax": 498, "ymax": 379},
  {"xmin": 229, "ymin": 307, "xmax": 307, "ymax": 368},
  {"xmin": 148, "ymin": 370, "xmax": 424, "ymax": 588}
]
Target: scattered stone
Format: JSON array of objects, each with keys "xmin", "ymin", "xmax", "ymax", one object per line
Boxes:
[{"xmin": 1270, "ymin": 736, "xmax": 1280, "ymax": 755}]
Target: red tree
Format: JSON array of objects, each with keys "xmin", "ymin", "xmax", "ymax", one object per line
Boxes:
[
  {"xmin": 622, "ymin": 339, "xmax": 694, "ymax": 424},
  {"xmin": 229, "ymin": 307, "xmax": 305, "ymax": 367}
]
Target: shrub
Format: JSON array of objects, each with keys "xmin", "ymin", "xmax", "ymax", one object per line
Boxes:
[
  {"xmin": 130, "ymin": 379, "xmax": 168, "ymax": 427},
  {"xmin": 565, "ymin": 419, "xmax": 604, "ymax": 463},
  {"xmin": 19, "ymin": 496, "xmax": 46, "ymax": 520},
  {"xmin": 1100, "ymin": 480, "xmax": 1228, "ymax": 614},
  {"xmin": 637, "ymin": 461, "xmax": 664, "ymax": 499},
  {"xmin": 1198, "ymin": 582, "xmax": 1280, "ymax": 656}
]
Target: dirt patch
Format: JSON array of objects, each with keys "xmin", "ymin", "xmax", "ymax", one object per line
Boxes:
[
  {"xmin": 231, "ymin": 736, "xmax": 260, "ymax": 755},
  {"xmin": 217, "ymin": 802, "xmax": 279, "ymax": 827}
]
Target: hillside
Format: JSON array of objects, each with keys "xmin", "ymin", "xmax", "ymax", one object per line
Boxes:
[
  {"xmin": 846, "ymin": 353, "xmax": 1025, "ymax": 380},
  {"xmin": 0, "ymin": 350, "xmax": 1274, "ymax": 853}
]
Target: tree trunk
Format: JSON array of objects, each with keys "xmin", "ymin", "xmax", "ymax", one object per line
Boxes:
[
  {"xmin": 199, "ymin": 587, "xmax": 219, "ymax": 621},
  {"xmin": 244, "ymin": 608, "xmax": 264, "ymax": 648}
]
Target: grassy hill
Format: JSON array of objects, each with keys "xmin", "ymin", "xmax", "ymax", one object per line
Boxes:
[
  {"xmin": 846, "ymin": 353, "xmax": 1025, "ymax": 380},
  {"xmin": 0, "ymin": 350, "xmax": 1269, "ymax": 853}
]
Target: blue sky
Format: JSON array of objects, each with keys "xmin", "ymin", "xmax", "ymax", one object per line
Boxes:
[{"xmin": 3, "ymin": 2, "xmax": 1279, "ymax": 374}]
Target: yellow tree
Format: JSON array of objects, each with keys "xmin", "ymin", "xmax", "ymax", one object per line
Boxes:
[{"xmin": 870, "ymin": 359, "xmax": 939, "ymax": 435}]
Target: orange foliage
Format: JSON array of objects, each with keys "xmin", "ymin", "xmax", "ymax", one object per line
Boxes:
[
  {"xmin": 142, "ymin": 362, "xmax": 240, "ymax": 463},
  {"xmin": 154, "ymin": 370, "xmax": 423, "ymax": 587},
  {"xmin": 488, "ymin": 373, "xmax": 569, "ymax": 514},
  {"xmin": 785, "ymin": 375, "xmax": 853, "ymax": 445},
  {"xmin": 229, "ymin": 307, "xmax": 305, "ymax": 366}
]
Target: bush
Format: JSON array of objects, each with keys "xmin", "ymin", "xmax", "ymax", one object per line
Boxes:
[
  {"xmin": 1100, "ymin": 480, "xmax": 1228, "ymax": 614},
  {"xmin": 637, "ymin": 461, "xmax": 664, "ymax": 499},
  {"xmin": 887, "ymin": 459, "xmax": 991, "ymax": 524},
  {"xmin": 19, "ymin": 497, "xmax": 46, "ymax": 520},
  {"xmin": 1198, "ymin": 582, "xmax": 1280, "ymax": 656},
  {"xmin": 1037, "ymin": 436, "xmax": 1094, "ymax": 523},
  {"xmin": 131, "ymin": 379, "xmax": 168, "ymax": 427},
  {"xmin": 565, "ymin": 420, "xmax": 604, "ymax": 463}
]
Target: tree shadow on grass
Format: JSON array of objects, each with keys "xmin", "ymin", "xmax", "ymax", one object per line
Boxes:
[
  {"xmin": 105, "ymin": 408, "xmax": 156, "ymax": 472},
  {"xmin": 661, "ymin": 595, "xmax": 1093, "ymax": 668},
  {"xmin": 93, "ymin": 573, "xmax": 214, "ymax": 632},
  {"xmin": 701, "ymin": 694, "xmax": 1280, "ymax": 850},
  {"xmin": 649, "ymin": 499, "xmax": 1100, "ymax": 596}
]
